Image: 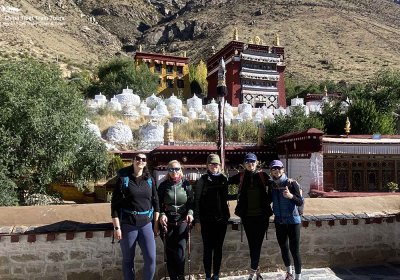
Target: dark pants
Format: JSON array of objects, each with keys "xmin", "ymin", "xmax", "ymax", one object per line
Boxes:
[
  {"xmin": 200, "ymin": 220, "xmax": 228, "ymax": 277},
  {"xmin": 242, "ymin": 215, "xmax": 268, "ymax": 270},
  {"xmin": 162, "ymin": 221, "xmax": 189, "ymax": 280},
  {"xmin": 120, "ymin": 222, "xmax": 156, "ymax": 280},
  {"xmin": 275, "ymin": 223, "xmax": 301, "ymax": 274}
]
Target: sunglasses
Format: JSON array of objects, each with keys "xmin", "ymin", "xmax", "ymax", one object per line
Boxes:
[
  {"xmin": 135, "ymin": 156, "xmax": 147, "ymax": 162},
  {"xmin": 168, "ymin": 167, "xmax": 181, "ymax": 172},
  {"xmin": 244, "ymin": 160, "xmax": 256, "ymax": 164},
  {"xmin": 208, "ymin": 163, "xmax": 220, "ymax": 166},
  {"xmin": 271, "ymin": 167, "xmax": 283, "ymax": 171}
]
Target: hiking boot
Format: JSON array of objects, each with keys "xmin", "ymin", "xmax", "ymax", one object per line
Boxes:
[
  {"xmin": 285, "ymin": 272, "xmax": 294, "ymax": 280},
  {"xmin": 255, "ymin": 273, "xmax": 263, "ymax": 280},
  {"xmin": 211, "ymin": 275, "xmax": 219, "ymax": 280}
]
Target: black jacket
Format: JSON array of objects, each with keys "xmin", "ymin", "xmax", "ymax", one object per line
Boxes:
[
  {"xmin": 194, "ymin": 172, "xmax": 230, "ymax": 223},
  {"xmin": 110, "ymin": 165, "xmax": 159, "ymax": 227},
  {"xmin": 228, "ymin": 170, "xmax": 273, "ymax": 218}
]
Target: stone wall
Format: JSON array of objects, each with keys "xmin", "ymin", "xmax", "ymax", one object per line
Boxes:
[{"xmin": 0, "ymin": 197, "xmax": 399, "ymax": 279}]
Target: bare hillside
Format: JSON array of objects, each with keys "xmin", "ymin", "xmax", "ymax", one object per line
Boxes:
[{"xmin": 1, "ymin": 0, "xmax": 400, "ymax": 82}]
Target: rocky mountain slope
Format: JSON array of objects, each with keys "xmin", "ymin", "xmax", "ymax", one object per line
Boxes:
[{"xmin": 1, "ymin": 0, "xmax": 400, "ymax": 82}]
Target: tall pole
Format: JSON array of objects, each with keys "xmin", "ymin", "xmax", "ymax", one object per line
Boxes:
[{"xmin": 217, "ymin": 58, "xmax": 227, "ymax": 172}]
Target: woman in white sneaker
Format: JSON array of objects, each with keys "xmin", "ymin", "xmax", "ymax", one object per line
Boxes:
[{"xmin": 269, "ymin": 160, "xmax": 303, "ymax": 280}]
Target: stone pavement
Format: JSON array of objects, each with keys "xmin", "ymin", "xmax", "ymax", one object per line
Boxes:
[{"xmin": 217, "ymin": 262, "xmax": 400, "ymax": 280}]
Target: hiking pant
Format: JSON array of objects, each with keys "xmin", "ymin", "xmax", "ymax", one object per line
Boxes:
[
  {"xmin": 275, "ymin": 223, "xmax": 301, "ymax": 274},
  {"xmin": 163, "ymin": 221, "xmax": 189, "ymax": 280},
  {"xmin": 200, "ymin": 220, "xmax": 228, "ymax": 277},
  {"xmin": 120, "ymin": 222, "xmax": 156, "ymax": 280},
  {"xmin": 242, "ymin": 215, "xmax": 268, "ymax": 270}
]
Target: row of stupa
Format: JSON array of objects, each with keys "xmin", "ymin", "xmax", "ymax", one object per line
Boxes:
[{"xmin": 86, "ymin": 87, "xmax": 350, "ymax": 126}]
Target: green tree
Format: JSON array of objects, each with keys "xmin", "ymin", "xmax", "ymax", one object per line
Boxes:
[
  {"xmin": 95, "ymin": 57, "xmax": 159, "ymax": 99},
  {"xmin": 189, "ymin": 60, "xmax": 208, "ymax": 96},
  {"xmin": 319, "ymin": 101, "xmax": 347, "ymax": 135},
  {"xmin": 347, "ymin": 99, "xmax": 396, "ymax": 134},
  {"xmin": 0, "ymin": 59, "xmax": 109, "ymax": 205},
  {"xmin": 263, "ymin": 106, "xmax": 325, "ymax": 147},
  {"xmin": 353, "ymin": 68, "xmax": 400, "ymax": 113}
]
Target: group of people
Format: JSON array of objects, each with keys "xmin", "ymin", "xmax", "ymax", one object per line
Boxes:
[{"xmin": 111, "ymin": 152, "xmax": 304, "ymax": 280}]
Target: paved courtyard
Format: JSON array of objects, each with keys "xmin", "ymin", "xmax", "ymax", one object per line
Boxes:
[{"xmin": 217, "ymin": 262, "xmax": 400, "ymax": 280}]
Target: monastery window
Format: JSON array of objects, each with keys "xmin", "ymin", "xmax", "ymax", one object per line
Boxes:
[
  {"xmin": 155, "ymin": 63, "xmax": 162, "ymax": 72},
  {"xmin": 177, "ymin": 79, "xmax": 184, "ymax": 88},
  {"xmin": 158, "ymin": 78, "xmax": 162, "ymax": 85},
  {"xmin": 177, "ymin": 66, "xmax": 183, "ymax": 74},
  {"xmin": 166, "ymin": 65, "xmax": 174, "ymax": 74},
  {"xmin": 167, "ymin": 78, "xmax": 174, "ymax": 88}
]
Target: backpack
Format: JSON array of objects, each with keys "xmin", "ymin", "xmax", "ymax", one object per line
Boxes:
[
  {"xmin": 119, "ymin": 175, "xmax": 154, "ymax": 219},
  {"xmin": 285, "ymin": 180, "xmax": 304, "ymax": 216}
]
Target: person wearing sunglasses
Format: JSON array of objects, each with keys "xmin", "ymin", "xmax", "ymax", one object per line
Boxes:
[
  {"xmin": 228, "ymin": 153, "xmax": 273, "ymax": 280},
  {"xmin": 158, "ymin": 160, "xmax": 194, "ymax": 280},
  {"xmin": 269, "ymin": 160, "xmax": 303, "ymax": 280},
  {"xmin": 194, "ymin": 154, "xmax": 230, "ymax": 280},
  {"xmin": 111, "ymin": 153, "xmax": 160, "ymax": 280}
]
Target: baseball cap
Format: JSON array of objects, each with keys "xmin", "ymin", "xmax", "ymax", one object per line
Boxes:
[
  {"xmin": 244, "ymin": 153, "xmax": 257, "ymax": 162},
  {"xmin": 269, "ymin": 160, "xmax": 284, "ymax": 169}
]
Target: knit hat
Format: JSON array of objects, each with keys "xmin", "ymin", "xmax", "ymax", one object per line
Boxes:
[{"xmin": 207, "ymin": 154, "xmax": 221, "ymax": 164}]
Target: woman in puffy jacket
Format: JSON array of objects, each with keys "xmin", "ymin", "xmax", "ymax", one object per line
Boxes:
[{"xmin": 269, "ymin": 160, "xmax": 303, "ymax": 280}]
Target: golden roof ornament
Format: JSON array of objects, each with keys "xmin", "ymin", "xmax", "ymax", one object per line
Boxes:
[
  {"xmin": 161, "ymin": 47, "xmax": 166, "ymax": 55},
  {"xmin": 344, "ymin": 117, "xmax": 351, "ymax": 136},
  {"xmin": 274, "ymin": 33, "xmax": 280, "ymax": 46},
  {"xmin": 248, "ymin": 38, "xmax": 254, "ymax": 44},
  {"xmin": 139, "ymin": 44, "xmax": 143, "ymax": 52},
  {"xmin": 233, "ymin": 27, "xmax": 238, "ymax": 41},
  {"xmin": 254, "ymin": 36, "xmax": 261, "ymax": 45},
  {"xmin": 211, "ymin": 46, "xmax": 216, "ymax": 55},
  {"xmin": 324, "ymin": 85, "xmax": 328, "ymax": 96}
]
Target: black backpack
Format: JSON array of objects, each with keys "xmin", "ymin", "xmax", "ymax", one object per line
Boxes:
[{"xmin": 287, "ymin": 180, "xmax": 304, "ymax": 216}]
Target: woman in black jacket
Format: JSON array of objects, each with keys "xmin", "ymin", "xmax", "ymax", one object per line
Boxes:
[
  {"xmin": 111, "ymin": 153, "xmax": 160, "ymax": 280},
  {"xmin": 194, "ymin": 154, "xmax": 230, "ymax": 280},
  {"xmin": 229, "ymin": 153, "xmax": 272, "ymax": 280}
]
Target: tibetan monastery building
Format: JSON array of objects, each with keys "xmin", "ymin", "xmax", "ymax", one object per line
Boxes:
[
  {"xmin": 207, "ymin": 29, "xmax": 286, "ymax": 108},
  {"xmin": 276, "ymin": 129, "xmax": 400, "ymax": 197},
  {"xmin": 134, "ymin": 49, "xmax": 191, "ymax": 99}
]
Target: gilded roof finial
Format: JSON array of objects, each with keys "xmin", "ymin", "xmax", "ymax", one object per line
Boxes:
[
  {"xmin": 324, "ymin": 85, "xmax": 328, "ymax": 96},
  {"xmin": 274, "ymin": 33, "xmax": 280, "ymax": 46},
  {"xmin": 161, "ymin": 47, "xmax": 165, "ymax": 55},
  {"xmin": 183, "ymin": 51, "xmax": 187, "ymax": 57},
  {"xmin": 248, "ymin": 38, "xmax": 254, "ymax": 44},
  {"xmin": 139, "ymin": 44, "xmax": 143, "ymax": 52},
  {"xmin": 344, "ymin": 117, "xmax": 351, "ymax": 136},
  {"xmin": 254, "ymin": 36, "xmax": 261, "ymax": 45},
  {"xmin": 233, "ymin": 27, "xmax": 238, "ymax": 41},
  {"xmin": 211, "ymin": 46, "xmax": 216, "ymax": 55}
]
